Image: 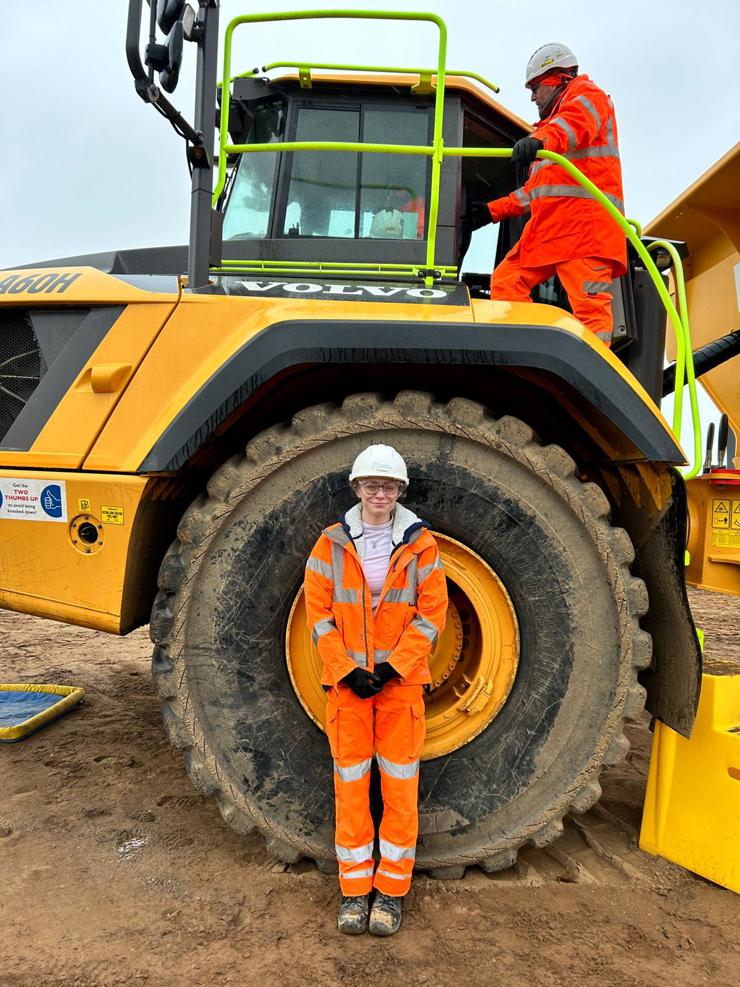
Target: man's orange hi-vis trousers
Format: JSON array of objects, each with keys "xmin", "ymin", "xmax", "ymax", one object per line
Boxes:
[
  {"xmin": 490, "ymin": 250, "xmax": 615, "ymax": 347},
  {"xmin": 325, "ymin": 680, "xmax": 426, "ymax": 897}
]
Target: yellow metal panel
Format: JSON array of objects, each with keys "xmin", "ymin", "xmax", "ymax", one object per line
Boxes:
[
  {"xmin": 0, "ymin": 301, "xmax": 178, "ymax": 470},
  {"xmin": 0, "ymin": 470, "xmax": 149, "ymax": 632},
  {"xmin": 640, "ymin": 672, "xmax": 740, "ymax": 894},
  {"xmin": 686, "ymin": 473, "xmax": 740, "ymax": 596},
  {"xmin": 84, "ymin": 294, "xmax": 473, "ymax": 472}
]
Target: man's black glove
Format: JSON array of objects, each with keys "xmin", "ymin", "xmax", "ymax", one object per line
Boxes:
[
  {"xmin": 374, "ymin": 662, "xmax": 399, "ymax": 687},
  {"xmin": 510, "ymin": 136, "xmax": 543, "ymax": 186},
  {"xmin": 342, "ymin": 667, "xmax": 382, "ymax": 699},
  {"xmin": 467, "ymin": 200, "xmax": 494, "ymax": 230}
]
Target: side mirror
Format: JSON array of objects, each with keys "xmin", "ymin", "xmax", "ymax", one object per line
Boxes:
[
  {"xmin": 157, "ymin": 0, "xmax": 186, "ymax": 35},
  {"xmin": 146, "ymin": 20, "xmax": 184, "ymax": 93}
]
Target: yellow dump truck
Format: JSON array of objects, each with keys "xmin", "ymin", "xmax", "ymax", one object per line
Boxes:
[{"xmin": 1, "ymin": 3, "xmax": 736, "ymax": 877}]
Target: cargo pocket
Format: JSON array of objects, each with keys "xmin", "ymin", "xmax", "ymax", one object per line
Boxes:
[
  {"xmin": 410, "ymin": 700, "xmax": 426, "ymax": 761},
  {"xmin": 325, "ymin": 705, "xmax": 340, "ymax": 759}
]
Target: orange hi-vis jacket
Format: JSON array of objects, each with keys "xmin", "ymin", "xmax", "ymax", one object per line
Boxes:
[
  {"xmin": 304, "ymin": 503, "xmax": 448, "ymax": 687},
  {"xmin": 488, "ymin": 74, "xmax": 626, "ymax": 274}
]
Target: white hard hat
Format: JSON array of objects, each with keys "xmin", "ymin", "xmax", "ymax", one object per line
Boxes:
[
  {"xmin": 349, "ymin": 444, "xmax": 409, "ymax": 485},
  {"xmin": 525, "ymin": 43, "xmax": 578, "ymax": 86}
]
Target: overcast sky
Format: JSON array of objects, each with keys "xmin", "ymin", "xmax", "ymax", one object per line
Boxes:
[{"xmin": 3, "ymin": 0, "xmax": 737, "ymax": 456}]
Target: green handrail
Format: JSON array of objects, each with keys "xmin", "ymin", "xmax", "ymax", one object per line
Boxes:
[
  {"xmin": 235, "ymin": 61, "xmax": 500, "ymax": 95},
  {"xmin": 647, "ymin": 240, "xmax": 702, "ymax": 478}
]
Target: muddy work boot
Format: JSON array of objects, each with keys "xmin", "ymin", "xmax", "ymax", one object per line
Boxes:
[
  {"xmin": 368, "ymin": 891, "xmax": 403, "ymax": 936},
  {"xmin": 337, "ymin": 894, "xmax": 370, "ymax": 935}
]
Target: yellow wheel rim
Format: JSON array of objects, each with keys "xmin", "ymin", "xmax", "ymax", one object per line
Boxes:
[{"xmin": 286, "ymin": 532, "xmax": 519, "ymax": 759}]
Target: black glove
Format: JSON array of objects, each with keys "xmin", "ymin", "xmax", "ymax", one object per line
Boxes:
[
  {"xmin": 510, "ymin": 136, "xmax": 543, "ymax": 186},
  {"xmin": 464, "ymin": 200, "xmax": 493, "ymax": 230},
  {"xmin": 374, "ymin": 662, "xmax": 398, "ymax": 687},
  {"xmin": 342, "ymin": 667, "xmax": 382, "ymax": 700}
]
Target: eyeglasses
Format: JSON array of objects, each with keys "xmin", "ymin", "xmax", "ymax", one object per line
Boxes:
[{"xmin": 356, "ymin": 480, "xmax": 402, "ymax": 496}]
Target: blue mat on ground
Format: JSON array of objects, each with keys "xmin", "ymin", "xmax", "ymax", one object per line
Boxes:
[{"xmin": 0, "ymin": 684, "xmax": 84, "ymax": 741}]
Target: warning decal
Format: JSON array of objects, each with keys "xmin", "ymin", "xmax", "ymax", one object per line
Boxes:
[
  {"xmin": 0, "ymin": 478, "xmax": 68, "ymax": 523},
  {"xmin": 712, "ymin": 499, "xmax": 740, "ymax": 548},
  {"xmin": 712, "ymin": 499, "xmax": 730, "ymax": 529},
  {"xmin": 101, "ymin": 506, "xmax": 124, "ymax": 525}
]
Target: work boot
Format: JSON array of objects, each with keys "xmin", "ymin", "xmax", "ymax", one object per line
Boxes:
[
  {"xmin": 337, "ymin": 894, "xmax": 370, "ymax": 935},
  {"xmin": 368, "ymin": 891, "xmax": 403, "ymax": 936}
]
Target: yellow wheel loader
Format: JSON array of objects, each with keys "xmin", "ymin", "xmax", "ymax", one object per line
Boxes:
[{"xmin": 1, "ymin": 4, "xmax": 736, "ymax": 878}]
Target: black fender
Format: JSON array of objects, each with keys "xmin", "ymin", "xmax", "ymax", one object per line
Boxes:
[{"xmin": 139, "ymin": 320, "xmax": 684, "ymax": 472}]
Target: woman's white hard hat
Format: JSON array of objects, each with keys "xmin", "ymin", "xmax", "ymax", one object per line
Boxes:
[
  {"xmin": 349, "ymin": 444, "xmax": 409, "ymax": 484},
  {"xmin": 525, "ymin": 43, "xmax": 578, "ymax": 86}
]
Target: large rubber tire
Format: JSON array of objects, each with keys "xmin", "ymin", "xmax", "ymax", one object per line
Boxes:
[{"xmin": 150, "ymin": 392, "xmax": 649, "ymax": 876}]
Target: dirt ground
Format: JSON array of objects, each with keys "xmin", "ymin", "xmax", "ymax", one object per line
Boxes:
[{"xmin": 1, "ymin": 587, "xmax": 739, "ymax": 987}]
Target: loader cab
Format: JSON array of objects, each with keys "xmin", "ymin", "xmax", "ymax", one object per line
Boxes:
[{"xmin": 214, "ymin": 74, "xmax": 527, "ymax": 274}]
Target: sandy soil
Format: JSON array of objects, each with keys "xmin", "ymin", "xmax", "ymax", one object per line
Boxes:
[{"xmin": 1, "ymin": 587, "xmax": 739, "ymax": 987}]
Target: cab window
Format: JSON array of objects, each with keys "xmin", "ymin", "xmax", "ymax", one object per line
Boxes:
[{"xmin": 282, "ymin": 103, "xmax": 431, "ymax": 240}]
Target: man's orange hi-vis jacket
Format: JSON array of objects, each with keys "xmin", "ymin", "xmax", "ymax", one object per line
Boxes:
[{"xmin": 304, "ymin": 503, "xmax": 448, "ymax": 687}]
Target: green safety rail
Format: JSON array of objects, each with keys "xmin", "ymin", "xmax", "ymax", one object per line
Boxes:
[{"xmin": 213, "ymin": 8, "xmax": 700, "ymax": 475}]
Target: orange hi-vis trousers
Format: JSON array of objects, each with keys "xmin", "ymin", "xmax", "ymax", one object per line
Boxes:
[
  {"xmin": 490, "ymin": 250, "xmax": 615, "ymax": 347},
  {"xmin": 326, "ymin": 679, "xmax": 426, "ymax": 897}
]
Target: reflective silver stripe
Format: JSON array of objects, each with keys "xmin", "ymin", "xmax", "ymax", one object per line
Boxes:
[
  {"xmin": 335, "ymin": 758, "xmax": 372, "ymax": 782},
  {"xmin": 385, "ymin": 587, "xmax": 416, "ymax": 604},
  {"xmin": 576, "ymin": 94, "xmax": 602, "ymax": 132},
  {"xmin": 312, "ymin": 617, "xmax": 336, "ymax": 643},
  {"xmin": 596, "ymin": 330, "xmax": 613, "ymax": 342},
  {"xmin": 374, "ymin": 649, "xmax": 393, "ymax": 663},
  {"xmin": 340, "ymin": 866, "xmax": 375, "ymax": 880},
  {"xmin": 606, "ymin": 114, "xmax": 617, "ymax": 151},
  {"xmin": 379, "ymin": 838, "xmax": 416, "ymax": 862},
  {"xmin": 347, "ymin": 649, "xmax": 367, "ymax": 667},
  {"xmin": 306, "ymin": 556, "xmax": 333, "ymax": 579},
  {"xmin": 567, "ymin": 144, "xmax": 619, "ymax": 160},
  {"xmin": 376, "ymin": 754, "xmax": 419, "ymax": 779},
  {"xmin": 529, "ymin": 159, "xmax": 554, "ymax": 175},
  {"xmin": 336, "ymin": 841, "xmax": 374, "ymax": 864},
  {"xmin": 529, "ymin": 185, "xmax": 624, "ymax": 212},
  {"xmin": 583, "ymin": 280, "xmax": 612, "ymax": 294},
  {"xmin": 331, "ymin": 542, "xmax": 358, "ymax": 604},
  {"xmin": 513, "ymin": 187, "xmax": 531, "ymax": 207},
  {"xmin": 375, "ymin": 868, "xmax": 409, "ymax": 881},
  {"xmin": 411, "ymin": 614, "xmax": 439, "ymax": 645},
  {"xmin": 551, "ymin": 115, "xmax": 577, "ymax": 149},
  {"xmin": 418, "ymin": 557, "xmax": 444, "ymax": 584}
]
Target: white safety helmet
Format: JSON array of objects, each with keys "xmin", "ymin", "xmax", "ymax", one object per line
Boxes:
[
  {"xmin": 349, "ymin": 444, "xmax": 409, "ymax": 485},
  {"xmin": 525, "ymin": 43, "xmax": 578, "ymax": 87}
]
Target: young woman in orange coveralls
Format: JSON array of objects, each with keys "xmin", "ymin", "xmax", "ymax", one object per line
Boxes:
[
  {"xmin": 482, "ymin": 43, "xmax": 626, "ymax": 347},
  {"xmin": 304, "ymin": 445, "xmax": 448, "ymax": 936}
]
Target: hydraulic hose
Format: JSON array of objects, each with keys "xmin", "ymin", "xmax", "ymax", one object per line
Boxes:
[{"xmin": 663, "ymin": 329, "xmax": 740, "ymax": 397}]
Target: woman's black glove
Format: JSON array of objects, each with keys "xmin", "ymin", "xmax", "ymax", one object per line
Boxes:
[
  {"xmin": 374, "ymin": 662, "xmax": 399, "ymax": 687},
  {"xmin": 342, "ymin": 667, "xmax": 382, "ymax": 699},
  {"xmin": 511, "ymin": 136, "xmax": 543, "ymax": 185}
]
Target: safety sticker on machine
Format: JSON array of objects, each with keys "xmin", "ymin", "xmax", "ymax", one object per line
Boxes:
[
  {"xmin": 711, "ymin": 499, "xmax": 740, "ymax": 548},
  {"xmin": 0, "ymin": 478, "xmax": 67, "ymax": 522},
  {"xmin": 712, "ymin": 499, "xmax": 730, "ymax": 529},
  {"xmin": 101, "ymin": 506, "xmax": 124, "ymax": 525}
]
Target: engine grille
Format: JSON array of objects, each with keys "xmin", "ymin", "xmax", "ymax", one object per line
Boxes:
[{"xmin": 0, "ymin": 309, "xmax": 47, "ymax": 442}]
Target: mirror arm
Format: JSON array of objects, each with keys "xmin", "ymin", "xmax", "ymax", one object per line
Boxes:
[{"xmin": 126, "ymin": 0, "xmax": 203, "ymax": 148}]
